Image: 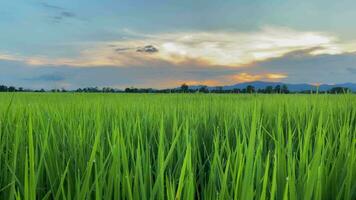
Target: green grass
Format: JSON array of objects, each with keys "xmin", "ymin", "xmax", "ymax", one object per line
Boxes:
[{"xmin": 0, "ymin": 93, "xmax": 355, "ymax": 200}]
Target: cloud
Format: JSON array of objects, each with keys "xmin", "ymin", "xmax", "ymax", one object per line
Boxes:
[
  {"xmin": 1, "ymin": 58, "xmax": 286, "ymax": 89},
  {"xmin": 115, "ymin": 47, "xmax": 133, "ymax": 52},
  {"xmin": 347, "ymin": 67, "xmax": 356, "ymax": 74},
  {"xmin": 136, "ymin": 45, "xmax": 159, "ymax": 53},
  {"xmin": 60, "ymin": 11, "xmax": 76, "ymax": 18},
  {"xmin": 0, "ymin": 53, "xmax": 19, "ymax": 61},
  {"xmin": 266, "ymin": 73, "xmax": 288, "ymax": 79},
  {"xmin": 229, "ymin": 73, "xmax": 287, "ymax": 83},
  {"xmin": 39, "ymin": 2, "xmax": 80, "ymax": 23},
  {"xmin": 174, "ymin": 72, "xmax": 288, "ymax": 87},
  {"xmin": 1, "ymin": 27, "xmax": 356, "ymax": 70},
  {"xmin": 229, "ymin": 73, "xmax": 263, "ymax": 83},
  {"xmin": 50, "ymin": 11, "xmax": 78, "ymax": 23},
  {"xmin": 245, "ymin": 49, "xmax": 356, "ymax": 83},
  {"xmin": 39, "ymin": 2, "xmax": 64, "ymax": 10},
  {"xmin": 1, "ymin": 49, "xmax": 355, "ymax": 90},
  {"xmin": 152, "ymin": 27, "xmax": 347, "ymax": 66},
  {"xmin": 175, "ymin": 80, "xmax": 222, "ymax": 86},
  {"xmin": 31, "ymin": 74, "xmax": 66, "ymax": 82}
]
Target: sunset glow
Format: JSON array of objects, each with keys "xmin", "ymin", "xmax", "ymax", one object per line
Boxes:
[{"xmin": 0, "ymin": 0, "xmax": 355, "ymax": 89}]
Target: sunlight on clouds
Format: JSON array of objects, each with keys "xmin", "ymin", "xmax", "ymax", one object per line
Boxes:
[
  {"xmin": 168, "ymin": 72, "xmax": 288, "ymax": 87},
  {"xmin": 231, "ymin": 73, "xmax": 263, "ymax": 83},
  {"xmin": 266, "ymin": 73, "xmax": 288, "ymax": 80},
  {"xmin": 148, "ymin": 27, "xmax": 342, "ymax": 66},
  {"xmin": 97, "ymin": 27, "xmax": 355, "ymax": 67},
  {"xmin": 1, "ymin": 47, "xmax": 158, "ymax": 67},
  {"xmin": 1, "ymin": 27, "xmax": 355, "ymax": 68},
  {"xmin": 162, "ymin": 43, "xmax": 187, "ymax": 56},
  {"xmin": 230, "ymin": 72, "xmax": 287, "ymax": 83},
  {"xmin": 0, "ymin": 53, "xmax": 21, "ymax": 61},
  {"xmin": 179, "ymin": 80, "xmax": 222, "ymax": 86}
]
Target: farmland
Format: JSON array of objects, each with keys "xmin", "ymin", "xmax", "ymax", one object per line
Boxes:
[{"xmin": 0, "ymin": 93, "xmax": 355, "ymax": 199}]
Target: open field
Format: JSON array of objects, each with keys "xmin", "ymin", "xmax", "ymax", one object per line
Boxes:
[{"xmin": 0, "ymin": 93, "xmax": 355, "ymax": 199}]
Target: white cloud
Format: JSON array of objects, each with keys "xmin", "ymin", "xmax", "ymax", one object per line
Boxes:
[
  {"xmin": 151, "ymin": 27, "xmax": 342, "ymax": 66},
  {"xmin": 1, "ymin": 26, "xmax": 355, "ymax": 67}
]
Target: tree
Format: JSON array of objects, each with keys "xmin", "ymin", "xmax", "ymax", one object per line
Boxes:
[
  {"xmin": 9, "ymin": 86, "xmax": 15, "ymax": 92},
  {"xmin": 214, "ymin": 86, "xmax": 223, "ymax": 93},
  {"xmin": 181, "ymin": 83, "xmax": 189, "ymax": 93},
  {"xmin": 199, "ymin": 86, "xmax": 209, "ymax": 93},
  {"xmin": 265, "ymin": 86, "xmax": 273, "ymax": 93},
  {"xmin": 51, "ymin": 89, "xmax": 60, "ymax": 92},
  {"xmin": 281, "ymin": 85, "xmax": 289, "ymax": 94},
  {"xmin": 125, "ymin": 87, "xmax": 136, "ymax": 93},
  {"xmin": 246, "ymin": 85, "xmax": 255, "ymax": 93},
  {"xmin": 328, "ymin": 87, "xmax": 350, "ymax": 94},
  {"xmin": 103, "ymin": 87, "xmax": 115, "ymax": 93},
  {"xmin": 0, "ymin": 85, "xmax": 8, "ymax": 92},
  {"xmin": 274, "ymin": 85, "xmax": 281, "ymax": 93},
  {"xmin": 232, "ymin": 88, "xmax": 241, "ymax": 93}
]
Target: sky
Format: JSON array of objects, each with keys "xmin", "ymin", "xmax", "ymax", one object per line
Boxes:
[{"xmin": 1, "ymin": 0, "xmax": 356, "ymax": 89}]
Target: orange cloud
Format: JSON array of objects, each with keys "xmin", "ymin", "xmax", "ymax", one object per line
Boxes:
[
  {"xmin": 265, "ymin": 73, "xmax": 288, "ymax": 80},
  {"xmin": 179, "ymin": 80, "xmax": 222, "ymax": 86},
  {"xmin": 231, "ymin": 73, "xmax": 263, "ymax": 82},
  {"xmin": 229, "ymin": 72, "xmax": 288, "ymax": 83},
  {"xmin": 170, "ymin": 72, "xmax": 288, "ymax": 87},
  {"xmin": 0, "ymin": 54, "xmax": 18, "ymax": 61}
]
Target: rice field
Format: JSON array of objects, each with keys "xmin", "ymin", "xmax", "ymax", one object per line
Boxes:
[{"xmin": 0, "ymin": 93, "xmax": 355, "ymax": 200}]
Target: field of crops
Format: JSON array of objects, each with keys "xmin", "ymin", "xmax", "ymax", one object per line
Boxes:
[{"xmin": 0, "ymin": 93, "xmax": 355, "ymax": 199}]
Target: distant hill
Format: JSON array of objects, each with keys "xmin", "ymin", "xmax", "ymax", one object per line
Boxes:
[{"xmin": 187, "ymin": 81, "xmax": 356, "ymax": 92}]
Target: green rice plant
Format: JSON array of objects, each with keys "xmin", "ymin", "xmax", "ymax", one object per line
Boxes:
[{"xmin": 0, "ymin": 93, "xmax": 355, "ymax": 199}]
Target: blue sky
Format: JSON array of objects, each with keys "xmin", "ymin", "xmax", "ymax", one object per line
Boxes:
[{"xmin": 1, "ymin": 0, "xmax": 356, "ymax": 89}]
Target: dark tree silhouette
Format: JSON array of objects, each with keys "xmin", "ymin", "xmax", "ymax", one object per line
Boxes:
[
  {"xmin": 281, "ymin": 85, "xmax": 289, "ymax": 94},
  {"xmin": 246, "ymin": 85, "xmax": 255, "ymax": 93},
  {"xmin": 274, "ymin": 85, "xmax": 281, "ymax": 93},
  {"xmin": 232, "ymin": 88, "xmax": 241, "ymax": 93},
  {"xmin": 265, "ymin": 86, "xmax": 273, "ymax": 93},
  {"xmin": 328, "ymin": 87, "xmax": 350, "ymax": 94},
  {"xmin": 8, "ymin": 86, "xmax": 16, "ymax": 92},
  {"xmin": 0, "ymin": 83, "xmax": 353, "ymax": 94},
  {"xmin": 199, "ymin": 86, "xmax": 209, "ymax": 93},
  {"xmin": 180, "ymin": 83, "xmax": 189, "ymax": 93},
  {"xmin": 0, "ymin": 85, "xmax": 8, "ymax": 92},
  {"xmin": 214, "ymin": 86, "xmax": 223, "ymax": 93}
]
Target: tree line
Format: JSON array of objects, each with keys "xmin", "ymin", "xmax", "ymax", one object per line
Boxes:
[
  {"xmin": 176, "ymin": 84, "xmax": 290, "ymax": 94},
  {"xmin": 0, "ymin": 84, "xmax": 352, "ymax": 94}
]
